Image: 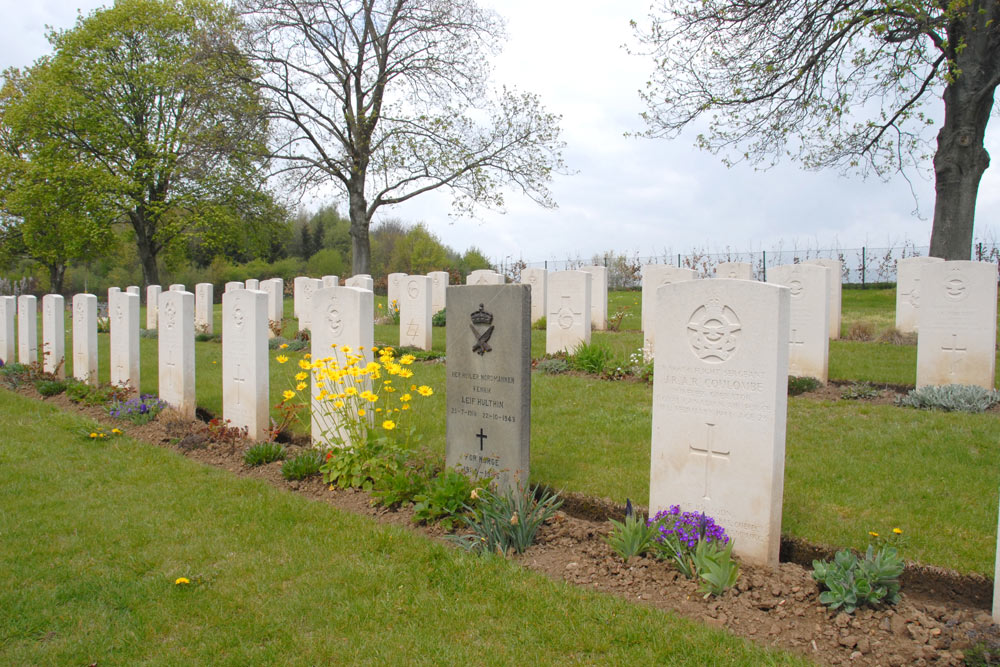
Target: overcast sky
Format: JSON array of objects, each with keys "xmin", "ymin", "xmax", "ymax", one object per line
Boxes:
[{"xmin": 5, "ymin": 0, "xmax": 999, "ymax": 266}]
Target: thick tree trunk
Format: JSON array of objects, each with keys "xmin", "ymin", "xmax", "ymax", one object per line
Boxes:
[
  {"xmin": 348, "ymin": 181, "xmax": 371, "ymax": 275},
  {"xmin": 929, "ymin": 6, "xmax": 999, "ymax": 260},
  {"xmin": 48, "ymin": 263, "xmax": 66, "ymax": 294},
  {"xmin": 129, "ymin": 209, "xmax": 160, "ymax": 287}
]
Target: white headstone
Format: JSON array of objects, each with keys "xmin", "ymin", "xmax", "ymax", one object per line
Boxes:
[
  {"xmin": 310, "ymin": 286, "xmax": 374, "ymax": 448},
  {"xmin": 715, "ymin": 262, "xmax": 753, "ymax": 280},
  {"xmin": 467, "ymin": 270, "xmax": 504, "ymax": 285},
  {"xmin": 546, "ymin": 271, "xmax": 592, "ymax": 355},
  {"xmin": 767, "ymin": 264, "xmax": 830, "ymax": 382},
  {"xmin": 297, "ymin": 278, "xmax": 322, "ymax": 331},
  {"xmin": 107, "ymin": 286, "xmax": 120, "ymax": 304},
  {"xmin": 387, "ymin": 272, "xmax": 407, "ymax": 312},
  {"xmin": 225, "ymin": 281, "xmax": 244, "ymax": 293},
  {"xmin": 519, "ymin": 268, "xmax": 547, "ymax": 324},
  {"xmin": 399, "ymin": 275, "xmax": 433, "ymax": 350},
  {"xmin": 805, "ymin": 258, "xmax": 843, "ymax": 339},
  {"xmin": 195, "ymin": 283, "xmax": 214, "ymax": 334},
  {"xmin": 146, "ymin": 285, "xmax": 161, "ymax": 330},
  {"xmin": 72, "ymin": 294, "xmax": 98, "ymax": 385},
  {"xmin": 245, "ymin": 278, "xmax": 259, "ymax": 291},
  {"xmin": 169, "ymin": 283, "xmax": 185, "ymax": 292},
  {"xmin": 158, "ymin": 290, "xmax": 196, "ymax": 418},
  {"xmin": 41, "ymin": 294, "xmax": 65, "ymax": 378},
  {"xmin": 0, "ymin": 296, "xmax": 15, "ymax": 365},
  {"xmin": 581, "ymin": 265, "xmax": 609, "ymax": 330},
  {"xmin": 263, "ymin": 278, "xmax": 284, "ymax": 337},
  {"xmin": 345, "ymin": 275, "xmax": 374, "ymax": 291},
  {"xmin": 916, "ymin": 261, "xmax": 998, "ymax": 389},
  {"xmin": 446, "ymin": 285, "xmax": 531, "ymax": 490},
  {"xmin": 322, "ymin": 275, "xmax": 339, "ymax": 288},
  {"xmin": 895, "ymin": 256, "xmax": 945, "ymax": 333},
  {"xmin": 650, "ymin": 279, "xmax": 790, "ymax": 568},
  {"xmin": 293, "ymin": 276, "xmax": 308, "ymax": 318},
  {"xmin": 109, "ymin": 291, "xmax": 140, "ymax": 391},
  {"xmin": 17, "ymin": 295, "xmax": 37, "ymax": 365},
  {"xmin": 126, "ymin": 286, "xmax": 140, "ymax": 296},
  {"xmin": 642, "ymin": 265, "xmax": 697, "ymax": 359},
  {"xmin": 222, "ymin": 289, "xmax": 269, "ymax": 441},
  {"xmin": 428, "ymin": 271, "xmax": 449, "ymax": 316}
]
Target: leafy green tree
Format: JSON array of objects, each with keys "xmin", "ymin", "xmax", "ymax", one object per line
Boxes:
[
  {"xmin": 239, "ymin": 0, "xmax": 566, "ymax": 275},
  {"xmin": 632, "ymin": 0, "xmax": 1000, "ymax": 259},
  {"xmin": 11, "ymin": 0, "xmax": 274, "ymax": 286},
  {"xmin": 0, "ymin": 68, "xmax": 117, "ymax": 292}
]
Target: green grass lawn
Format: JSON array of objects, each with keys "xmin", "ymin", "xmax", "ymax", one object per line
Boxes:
[
  {"xmin": 0, "ymin": 388, "xmax": 805, "ymax": 666},
  {"xmin": 15, "ymin": 287, "xmax": 1000, "ymax": 575}
]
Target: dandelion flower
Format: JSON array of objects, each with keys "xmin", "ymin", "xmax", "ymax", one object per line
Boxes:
[
  {"xmin": 279, "ymin": 343, "xmax": 289, "ymax": 349},
  {"xmin": 89, "ymin": 432, "xmax": 98, "ymax": 438},
  {"xmin": 175, "ymin": 577, "xmax": 190, "ymax": 585},
  {"xmin": 893, "ymin": 527, "xmax": 903, "ymax": 535},
  {"xmin": 276, "ymin": 355, "xmax": 289, "ymax": 364},
  {"xmin": 382, "ymin": 419, "xmax": 395, "ymax": 430},
  {"xmin": 417, "ymin": 385, "xmax": 433, "ymax": 397},
  {"xmin": 112, "ymin": 428, "xmax": 122, "ymax": 435},
  {"xmin": 868, "ymin": 531, "xmax": 879, "ymax": 538}
]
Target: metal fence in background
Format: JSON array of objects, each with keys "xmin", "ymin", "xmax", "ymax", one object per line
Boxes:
[{"xmin": 497, "ymin": 243, "xmax": 1000, "ymax": 290}]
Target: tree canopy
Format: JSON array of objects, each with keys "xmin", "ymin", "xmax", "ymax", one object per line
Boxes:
[
  {"xmin": 238, "ymin": 0, "xmax": 566, "ymax": 274},
  {"xmin": 4, "ymin": 0, "xmax": 282, "ymax": 287},
  {"xmin": 632, "ymin": 0, "xmax": 1000, "ymax": 259}
]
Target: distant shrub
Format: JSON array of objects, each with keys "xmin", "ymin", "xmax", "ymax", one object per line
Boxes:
[
  {"xmin": 570, "ymin": 340, "xmax": 614, "ymax": 375},
  {"xmin": 35, "ymin": 379, "xmax": 67, "ymax": 397},
  {"xmin": 431, "ymin": 308, "xmax": 446, "ymax": 327},
  {"xmin": 844, "ymin": 321, "xmax": 875, "ymax": 341},
  {"xmin": 841, "ymin": 382, "xmax": 881, "ymax": 400},
  {"xmin": 877, "ymin": 327, "xmax": 916, "ymax": 345},
  {"xmin": 244, "ymin": 441, "xmax": 286, "ymax": 466},
  {"xmin": 536, "ymin": 358, "xmax": 569, "ymax": 374},
  {"xmin": 268, "ymin": 336, "xmax": 307, "ymax": 351},
  {"xmin": 788, "ymin": 376, "xmax": 821, "ymax": 396},
  {"xmin": 139, "ymin": 328, "xmax": 158, "ymax": 339},
  {"xmin": 896, "ymin": 385, "xmax": 1000, "ymax": 413},
  {"xmin": 107, "ymin": 394, "xmax": 168, "ymax": 424},
  {"xmin": 532, "ymin": 316, "xmax": 546, "ymax": 330},
  {"xmin": 281, "ymin": 450, "xmax": 324, "ymax": 480},
  {"xmin": 195, "ymin": 332, "xmax": 220, "ymax": 343}
]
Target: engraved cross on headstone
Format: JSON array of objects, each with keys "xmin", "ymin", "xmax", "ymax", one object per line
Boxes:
[
  {"xmin": 406, "ymin": 319, "xmax": 419, "ymax": 339},
  {"xmin": 233, "ymin": 361, "xmax": 246, "ymax": 406},
  {"xmin": 475, "ymin": 427, "xmax": 487, "ymax": 451},
  {"xmin": 689, "ymin": 423, "xmax": 729, "ymax": 500},
  {"xmin": 941, "ymin": 334, "xmax": 967, "ymax": 379}
]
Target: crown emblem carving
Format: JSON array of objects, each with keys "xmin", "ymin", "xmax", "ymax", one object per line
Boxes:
[{"xmin": 471, "ymin": 304, "xmax": 493, "ymax": 325}]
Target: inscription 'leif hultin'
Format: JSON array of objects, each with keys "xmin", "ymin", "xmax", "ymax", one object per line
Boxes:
[{"xmin": 446, "ymin": 285, "xmax": 530, "ymax": 490}]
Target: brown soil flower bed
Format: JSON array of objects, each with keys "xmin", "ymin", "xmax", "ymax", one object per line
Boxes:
[{"xmin": 16, "ymin": 386, "xmax": 1000, "ymax": 666}]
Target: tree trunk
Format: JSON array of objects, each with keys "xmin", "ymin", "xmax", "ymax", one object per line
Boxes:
[
  {"xmin": 48, "ymin": 263, "xmax": 66, "ymax": 294},
  {"xmin": 129, "ymin": 209, "xmax": 160, "ymax": 287},
  {"xmin": 929, "ymin": 9, "xmax": 999, "ymax": 260},
  {"xmin": 348, "ymin": 181, "xmax": 371, "ymax": 275}
]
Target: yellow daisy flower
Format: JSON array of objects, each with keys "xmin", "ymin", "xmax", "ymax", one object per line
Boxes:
[
  {"xmin": 282, "ymin": 390, "xmax": 296, "ymax": 401},
  {"xmin": 296, "ymin": 382, "xmax": 308, "ymax": 391},
  {"xmin": 358, "ymin": 408, "xmax": 366, "ymax": 417},
  {"xmin": 382, "ymin": 420, "xmax": 395, "ymax": 430},
  {"xmin": 417, "ymin": 385, "xmax": 433, "ymax": 397},
  {"xmin": 279, "ymin": 343, "xmax": 289, "ymax": 349},
  {"xmin": 276, "ymin": 355, "xmax": 289, "ymax": 364},
  {"xmin": 295, "ymin": 372, "xmax": 308, "ymax": 381},
  {"xmin": 298, "ymin": 359, "xmax": 311, "ymax": 370},
  {"xmin": 400, "ymin": 394, "xmax": 411, "ymax": 402}
]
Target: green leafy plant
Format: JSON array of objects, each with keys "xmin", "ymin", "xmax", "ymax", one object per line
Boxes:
[
  {"xmin": 840, "ymin": 381, "xmax": 880, "ymax": 400},
  {"xmin": 243, "ymin": 441, "xmax": 286, "ymax": 466},
  {"xmin": 268, "ymin": 337, "xmax": 307, "ymax": 351},
  {"xmin": 811, "ymin": 545, "xmax": 904, "ymax": 613},
  {"xmin": 648, "ymin": 505, "xmax": 739, "ymax": 596},
  {"xmin": 693, "ymin": 538, "xmax": 740, "ymax": 599},
  {"xmin": 107, "ymin": 394, "xmax": 168, "ymax": 424},
  {"xmin": 280, "ymin": 450, "xmax": 324, "ymax": 480},
  {"xmin": 139, "ymin": 328, "xmax": 158, "ymax": 339},
  {"xmin": 371, "ymin": 464, "xmax": 430, "ymax": 509},
  {"xmin": 570, "ymin": 340, "xmax": 615, "ymax": 375},
  {"xmin": 319, "ymin": 438, "xmax": 405, "ymax": 491},
  {"xmin": 532, "ymin": 315, "xmax": 547, "ymax": 330},
  {"xmin": 412, "ymin": 468, "xmax": 478, "ymax": 531},
  {"xmin": 788, "ymin": 375, "xmax": 821, "ymax": 396},
  {"xmin": 606, "ymin": 499, "xmax": 658, "ymax": 562},
  {"xmin": 201, "ymin": 418, "xmax": 248, "ymax": 444},
  {"xmin": 35, "ymin": 379, "xmax": 67, "ymax": 396},
  {"xmin": 0, "ymin": 361, "xmax": 36, "ymax": 388},
  {"xmin": 431, "ymin": 308, "xmax": 446, "ymax": 327},
  {"xmin": 536, "ymin": 358, "xmax": 569, "ymax": 374},
  {"xmin": 896, "ymin": 384, "xmax": 1000, "ymax": 413},
  {"xmin": 451, "ymin": 483, "xmax": 562, "ymax": 556}
]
